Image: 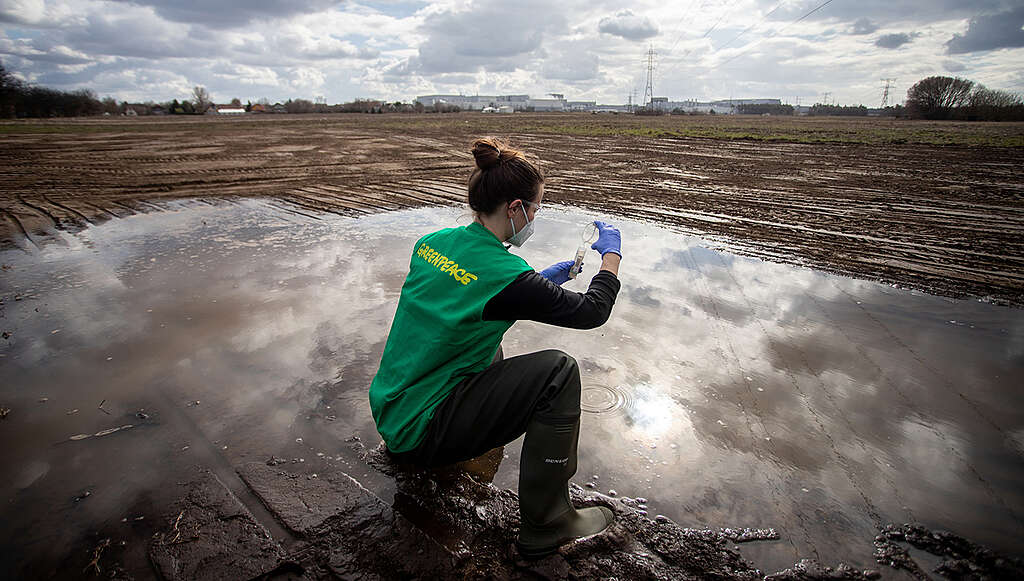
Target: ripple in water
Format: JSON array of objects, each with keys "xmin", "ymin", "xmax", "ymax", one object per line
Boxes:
[{"xmin": 581, "ymin": 384, "xmax": 631, "ymax": 416}]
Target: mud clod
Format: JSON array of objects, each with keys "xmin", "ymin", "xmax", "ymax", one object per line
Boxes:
[
  {"xmin": 355, "ymin": 441, "xmax": 873, "ymax": 580},
  {"xmin": 138, "ymin": 447, "xmax": 1020, "ymax": 580},
  {"xmin": 721, "ymin": 527, "xmax": 781, "ymax": 543},
  {"xmin": 765, "ymin": 559, "xmax": 869, "ymax": 580},
  {"xmin": 873, "ymin": 523, "xmax": 1024, "ymax": 580},
  {"xmin": 149, "ymin": 469, "xmax": 283, "ymax": 581}
]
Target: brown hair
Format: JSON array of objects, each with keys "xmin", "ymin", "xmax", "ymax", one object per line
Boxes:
[{"xmin": 467, "ymin": 137, "xmax": 544, "ymax": 215}]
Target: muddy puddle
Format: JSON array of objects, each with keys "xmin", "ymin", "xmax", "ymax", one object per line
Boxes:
[{"xmin": 1, "ymin": 198, "xmax": 1022, "ymax": 578}]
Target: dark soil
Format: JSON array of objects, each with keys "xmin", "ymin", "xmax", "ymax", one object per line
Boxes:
[{"xmin": 1, "ymin": 114, "xmax": 1021, "ymax": 305}]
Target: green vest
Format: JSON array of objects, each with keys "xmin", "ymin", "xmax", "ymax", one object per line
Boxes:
[{"xmin": 369, "ymin": 221, "xmax": 533, "ymax": 453}]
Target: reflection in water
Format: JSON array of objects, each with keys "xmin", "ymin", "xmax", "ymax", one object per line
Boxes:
[{"xmin": 0, "ymin": 199, "xmax": 1022, "ymax": 576}]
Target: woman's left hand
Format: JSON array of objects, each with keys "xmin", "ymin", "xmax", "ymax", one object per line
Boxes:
[{"xmin": 539, "ymin": 260, "xmax": 578, "ymax": 285}]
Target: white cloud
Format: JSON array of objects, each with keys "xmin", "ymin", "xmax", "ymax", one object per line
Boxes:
[
  {"xmin": 943, "ymin": 59, "xmax": 967, "ymax": 73},
  {"xmin": 875, "ymin": 33, "xmax": 917, "ymax": 50},
  {"xmin": 406, "ymin": 0, "xmax": 564, "ymax": 74},
  {"xmin": 849, "ymin": 18, "xmax": 879, "ymax": 36},
  {"xmin": 598, "ymin": 9, "xmax": 658, "ymax": 41},
  {"xmin": 104, "ymin": 0, "xmax": 338, "ymax": 28},
  {"xmin": 210, "ymin": 62, "xmax": 280, "ymax": 87},
  {"xmin": 1, "ymin": 0, "xmax": 1022, "ymax": 105},
  {"xmin": 541, "ymin": 45, "xmax": 600, "ymax": 82},
  {"xmin": 0, "ymin": 0, "xmax": 47, "ymax": 25},
  {"xmin": 946, "ymin": 6, "xmax": 1024, "ymax": 54}
]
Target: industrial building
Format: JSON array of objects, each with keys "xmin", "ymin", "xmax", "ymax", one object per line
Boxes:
[
  {"xmin": 415, "ymin": 94, "xmax": 569, "ymax": 112},
  {"xmin": 646, "ymin": 98, "xmax": 783, "ymax": 114},
  {"xmin": 415, "ymin": 93, "xmax": 785, "ymax": 114}
]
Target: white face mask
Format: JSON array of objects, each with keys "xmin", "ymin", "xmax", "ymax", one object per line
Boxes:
[{"xmin": 505, "ymin": 201, "xmax": 537, "ymax": 247}]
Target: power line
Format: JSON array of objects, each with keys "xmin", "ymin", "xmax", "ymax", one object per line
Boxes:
[
  {"xmin": 663, "ymin": 0, "xmax": 737, "ymax": 70},
  {"xmin": 713, "ymin": 0, "xmax": 785, "ymax": 53},
  {"xmin": 665, "ymin": 0, "xmax": 706, "ymax": 58},
  {"xmin": 700, "ymin": 1, "xmax": 736, "ymax": 42},
  {"xmin": 712, "ymin": 0, "xmax": 839, "ymax": 70},
  {"xmin": 659, "ymin": 0, "xmax": 740, "ymax": 88}
]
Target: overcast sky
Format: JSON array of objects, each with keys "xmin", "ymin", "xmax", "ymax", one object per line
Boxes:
[{"xmin": 1, "ymin": 0, "xmax": 1022, "ymax": 106}]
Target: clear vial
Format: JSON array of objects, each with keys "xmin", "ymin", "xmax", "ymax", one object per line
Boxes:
[{"xmin": 570, "ymin": 222, "xmax": 599, "ymax": 279}]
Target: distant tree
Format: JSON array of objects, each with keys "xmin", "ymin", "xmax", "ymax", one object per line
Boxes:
[
  {"xmin": 970, "ymin": 86, "xmax": 1021, "ymax": 108},
  {"xmin": 634, "ymin": 106, "xmax": 664, "ymax": 116},
  {"xmin": 284, "ymin": 98, "xmax": 314, "ymax": 113},
  {"xmin": 425, "ymin": 102, "xmax": 461, "ymax": 113},
  {"xmin": 961, "ymin": 86, "xmax": 1024, "ymax": 121},
  {"xmin": 245, "ymin": 99, "xmax": 252, "ymax": 112},
  {"xmin": 191, "ymin": 85, "xmax": 211, "ymax": 112},
  {"xmin": 880, "ymin": 104, "xmax": 904, "ymax": 118},
  {"xmin": 737, "ymin": 103, "xmax": 795, "ymax": 115},
  {"xmin": 808, "ymin": 103, "xmax": 868, "ymax": 117},
  {"xmin": 181, "ymin": 100, "xmax": 195, "ymax": 114},
  {"xmin": 905, "ymin": 76, "xmax": 974, "ymax": 120},
  {"xmin": 230, "ymin": 97, "xmax": 241, "ymax": 107},
  {"xmin": 1, "ymin": 61, "xmax": 25, "ymax": 117},
  {"xmin": 101, "ymin": 96, "xmax": 120, "ymax": 115}
]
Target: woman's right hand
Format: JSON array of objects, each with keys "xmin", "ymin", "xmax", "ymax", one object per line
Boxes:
[{"xmin": 591, "ymin": 221, "xmax": 622, "ymax": 257}]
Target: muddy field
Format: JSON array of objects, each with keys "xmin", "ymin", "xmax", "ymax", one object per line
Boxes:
[
  {"xmin": 3, "ymin": 115, "xmax": 1024, "ymax": 579},
  {"xmin": 3, "ymin": 200, "xmax": 1022, "ymax": 579},
  {"xmin": 1, "ymin": 113, "xmax": 1022, "ymax": 305}
]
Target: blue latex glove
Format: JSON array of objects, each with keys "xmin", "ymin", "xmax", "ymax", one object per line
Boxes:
[
  {"xmin": 591, "ymin": 221, "xmax": 622, "ymax": 257},
  {"xmin": 539, "ymin": 260, "xmax": 577, "ymax": 286}
]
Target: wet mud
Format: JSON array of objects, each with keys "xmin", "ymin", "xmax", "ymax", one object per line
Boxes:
[
  {"xmin": 1, "ymin": 114, "xmax": 1022, "ymax": 305},
  {"xmin": 1, "ymin": 201, "xmax": 1022, "ymax": 579}
]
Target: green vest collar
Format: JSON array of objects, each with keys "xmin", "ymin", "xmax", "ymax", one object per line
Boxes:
[{"xmin": 467, "ymin": 221, "xmax": 506, "ymax": 248}]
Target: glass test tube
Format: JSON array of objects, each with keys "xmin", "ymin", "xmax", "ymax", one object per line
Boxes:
[{"xmin": 569, "ymin": 222, "xmax": 599, "ymax": 279}]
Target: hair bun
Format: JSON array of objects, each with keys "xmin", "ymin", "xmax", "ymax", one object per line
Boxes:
[
  {"xmin": 471, "ymin": 137, "xmax": 507, "ymax": 171},
  {"xmin": 466, "ymin": 136, "xmax": 544, "ymax": 215}
]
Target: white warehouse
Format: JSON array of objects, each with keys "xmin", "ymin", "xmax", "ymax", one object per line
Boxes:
[{"xmin": 415, "ymin": 94, "xmax": 568, "ymax": 112}]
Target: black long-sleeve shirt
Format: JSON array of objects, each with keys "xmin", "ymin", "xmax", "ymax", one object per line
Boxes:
[{"xmin": 481, "ymin": 270, "xmax": 620, "ymax": 329}]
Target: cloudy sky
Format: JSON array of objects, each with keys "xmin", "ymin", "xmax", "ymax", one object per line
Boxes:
[{"xmin": 1, "ymin": 0, "xmax": 1022, "ymax": 106}]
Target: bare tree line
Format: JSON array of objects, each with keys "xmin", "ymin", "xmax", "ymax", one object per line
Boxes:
[
  {"xmin": 3, "ymin": 60, "xmax": 1021, "ymax": 121},
  {"xmin": 905, "ymin": 76, "xmax": 1024, "ymax": 121}
]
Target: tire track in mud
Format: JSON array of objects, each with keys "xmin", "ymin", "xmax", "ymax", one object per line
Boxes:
[
  {"xmin": 42, "ymin": 195, "xmax": 95, "ymax": 226},
  {"xmin": 300, "ymin": 186, "xmax": 408, "ymax": 213},
  {"xmin": 268, "ymin": 201, "xmax": 325, "ymax": 221},
  {"xmin": 359, "ymin": 183, "xmax": 447, "ymax": 207},
  {"xmin": 81, "ymin": 200, "xmax": 120, "ymax": 220},
  {"xmin": 1, "ymin": 119, "xmax": 1021, "ymax": 306},
  {"xmin": 534, "ymin": 135, "xmax": 1024, "ymax": 305},
  {"xmin": 706, "ymin": 252, "xmax": 887, "ymax": 533},
  {"xmin": 799, "ymin": 289, "xmax": 1024, "ymax": 534},
  {"xmin": 679, "ymin": 248, "xmax": 816, "ymax": 563},
  {"xmin": 0, "ymin": 207, "xmax": 39, "ymax": 250},
  {"xmin": 16, "ymin": 196, "xmax": 63, "ymax": 230},
  {"xmin": 606, "ymin": 186, "xmax": 1023, "ymax": 271},
  {"xmin": 615, "ymin": 195, "xmax": 1024, "ymax": 297}
]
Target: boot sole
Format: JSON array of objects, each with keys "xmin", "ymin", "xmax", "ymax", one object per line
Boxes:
[{"xmin": 515, "ymin": 521, "xmax": 613, "ymax": 560}]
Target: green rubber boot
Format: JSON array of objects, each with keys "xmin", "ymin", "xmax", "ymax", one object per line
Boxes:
[{"xmin": 516, "ymin": 418, "xmax": 614, "ymax": 559}]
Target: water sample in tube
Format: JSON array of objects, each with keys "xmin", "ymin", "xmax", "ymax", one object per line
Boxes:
[{"xmin": 570, "ymin": 222, "xmax": 599, "ymax": 279}]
